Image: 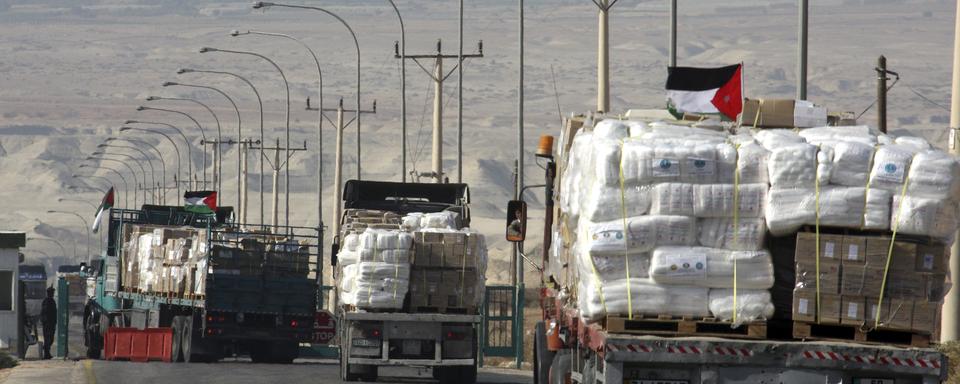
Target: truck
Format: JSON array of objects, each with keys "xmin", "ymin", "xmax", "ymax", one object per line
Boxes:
[
  {"xmin": 56, "ymin": 264, "xmax": 87, "ymax": 317},
  {"xmin": 83, "ymin": 205, "xmax": 319, "ymax": 363},
  {"xmin": 522, "ymin": 115, "xmax": 949, "ymax": 384},
  {"xmin": 18, "ymin": 264, "xmax": 47, "ymax": 359},
  {"xmin": 333, "ymin": 180, "xmax": 481, "ymax": 383}
]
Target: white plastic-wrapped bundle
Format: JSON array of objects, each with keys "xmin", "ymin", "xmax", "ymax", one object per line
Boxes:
[
  {"xmin": 620, "ymin": 141, "xmax": 654, "ymax": 185},
  {"xmin": 593, "ymin": 119, "xmax": 629, "ymax": 141},
  {"xmin": 336, "ymin": 233, "xmax": 361, "ymax": 265},
  {"xmin": 693, "ymin": 184, "xmax": 767, "ymax": 218},
  {"xmin": 907, "ymin": 150, "xmax": 960, "ymax": 200},
  {"xmin": 767, "ymin": 143, "xmax": 818, "ymax": 188},
  {"xmin": 577, "ymin": 252, "xmax": 651, "ymax": 283},
  {"xmin": 765, "ymin": 187, "xmax": 891, "ymax": 236},
  {"xmin": 829, "ymin": 141, "xmax": 875, "ymax": 187},
  {"xmin": 718, "ymin": 141, "xmax": 769, "ymax": 184},
  {"xmin": 799, "ymin": 126, "xmax": 877, "ymax": 146},
  {"xmin": 419, "ymin": 211, "xmax": 458, "ymax": 229},
  {"xmin": 591, "ymin": 139, "xmax": 622, "ymax": 187},
  {"xmin": 643, "ymin": 123, "xmax": 729, "ymax": 143},
  {"xmin": 339, "ymin": 263, "xmax": 410, "ymax": 309},
  {"xmin": 626, "ymin": 120, "xmax": 649, "ymax": 137},
  {"xmin": 560, "ymin": 131, "xmax": 593, "ymax": 221},
  {"xmin": 650, "ymin": 183, "xmax": 695, "ymax": 216},
  {"xmin": 754, "ymin": 129, "xmax": 804, "ymax": 150},
  {"xmin": 895, "ymin": 136, "xmax": 932, "ymax": 151},
  {"xmin": 578, "ymin": 277, "xmax": 710, "ymax": 321},
  {"xmin": 358, "ymin": 229, "xmax": 413, "ymax": 256},
  {"xmin": 698, "ymin": 218, "xmax": 766, "ymax": 251},
  {"xmin": 708, "ymin": 289, "xmax": 775, "ymax": 324},
  {"xmin": 580, "ymin": 184, "xmax": 651, "ymax": 222},
  {"xmin": 869, "ymin": 144, "xmax": 916, "ymax": 192},
  {"xmin": 580, "ymin": 215, "xmax": 697, "ymax": 256},
  {"xmin": 649, "ymin": 247, "xmax": 774, "ymax": 289},
  {"xmin": 401, "ymin": 213, "xmax": 423, "ymax": 231},
  {"xmin": 680, "ymin": 143, "xmax": 719, "ymax": 184},
  {"xmin": 892, "ymin": 195, "xmax": 959, "ymax": 242}
]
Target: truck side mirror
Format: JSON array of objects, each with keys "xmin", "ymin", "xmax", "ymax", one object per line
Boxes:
[
  {"xmin": 505, "ymin": 200, "xmax": 527, "ymax": 243},
  {"xmin": 331, "ymin": 243, "xmax": 340, "ymax": 267}
]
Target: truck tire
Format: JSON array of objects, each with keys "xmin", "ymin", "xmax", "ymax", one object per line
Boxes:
[
  {"xmin": 534, "ymin": 321, "xmax": 555, "ymax": 384},
  {"xmin": 171, "ymin": 316, "xmax": 184, "ymax": 363},
  {"xmin": 460, "ymin": 364, "xmax": 478, "ymax": 384},
  {"xmin": 269, "ymin": 341, "xmax": 298, "ymax": 364},
  {"xmin": 84, "ymin": 312, "xmax": 103, "ymax": 359},
  {"xmin": 549, "ymin": 350, "xmax": 572, "ymax": 384},
  {"xmin": 181, "ymin": 316, "xmax": 194, "ymax": 363}
]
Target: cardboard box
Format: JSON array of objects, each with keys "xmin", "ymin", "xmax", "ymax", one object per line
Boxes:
[
  {"xmin": 924, "ymin": 273, "xmax": 948, "ymax": 302},
  {"xmin": 795, "ymin": 233, "xmax": 843, "ymax": 263},
  {"xmin": 866, "ymin": 297, "xmax": 886, "ymax": 325},
  {"xmin": 820, "ymin": 294, "xmax": 842, "ymax": 324},
  {"xmin": 409, "ymin": 269, "xmax": 443, "ymax": 308},
  {"xmin": 795, "ymin": 261, "xmax": 841, "ymax": 294},
  {"xmin": 841, "ymin": 236, "xmax": 866, "ymax": 264},
  {"xmin": 441, "ymin": 270, "xmax": 480, "ymax": 309},
  {"xmin": 885, "ymin": 299, "xmax": 913, "ymax": 330},
  {"xmin": 741, "ymin": 98, "xmax": 827, "ymax": 128},
  {"xmin": 841, "ymin": 266, "xmax": 886, "ymax": 297},
  {"xmin": 912, "ymin": 300, "xmax": 939, "ymax": 334},
  {"xmin": 886, "ymin": 268, "xmax": 926, "ymax": 299},
  {"xmin": 840, "ymin": 295, "xmax": 866, "ymax": 325},
  {"xmin": 865, "ymin": 238, "xmax": 916, "ymax": 267},
  {"xmin": 793, "ymin": 288, "xmax": 817, "ymax": 322},
  {"xmin": 916, "ymin": 244, "xmax": 947, "ymax": 274}
]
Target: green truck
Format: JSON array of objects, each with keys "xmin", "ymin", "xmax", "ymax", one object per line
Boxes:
[{"xmin": 83, "ymin": 205, "xmax": 319, "ymax": 363}]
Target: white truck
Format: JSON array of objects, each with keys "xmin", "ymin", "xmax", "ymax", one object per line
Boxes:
[
  {"xmin": 333, "ymin": 180, "xmax": 481, "ymax": 383},
  {"xmin": 520, "ymin": 115, "xmax": 949, "ymax": 384}
]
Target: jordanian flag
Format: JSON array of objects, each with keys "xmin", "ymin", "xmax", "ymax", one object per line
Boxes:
[
  {"xmin": 666, "ymin": 64, "xmax": 743, "ymax": 121},
  {"xmin": 91, "ymin": 187, "xmax": 114, "ymax": 234},
  {"xmin": 184, "ymin": 191, "xmax": 217, "ymax": 214}
]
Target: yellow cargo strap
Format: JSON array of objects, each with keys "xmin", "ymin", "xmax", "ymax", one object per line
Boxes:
[
  {"xmin": 731, "ymin": 142, "xmax": 742, "ymax": 324},
  {"xmin": 618, "ymin": 138, "xmax": 634, "ymax": 319},
  {"xmin": 876, "ymin": 168, "xmax": 912, "ymax": 328},
  {"xmin": 814, "ymin": 147, "xmax": 822, "ymax": 324},
  {"xmin": 860, "ymin": 145, "xmax": 879, "ymax": 229}
]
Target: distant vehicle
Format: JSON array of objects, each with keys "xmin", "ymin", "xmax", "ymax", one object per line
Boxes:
[
  {"xmin": 56, "ymin": 264, "xmax": 88, "ymax": 317},
  {"xmin": 83, "ymin": 205, "xmax": 319, "ymax": 363},
  {"xmin": 18, "ymin": 264, "xmax": 47, "ymax": 359}
]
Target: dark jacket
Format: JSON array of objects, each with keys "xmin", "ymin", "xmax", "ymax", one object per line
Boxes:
[{"xmin": 40, "ymin": 297, "xmax": 57, "ymax": 329}]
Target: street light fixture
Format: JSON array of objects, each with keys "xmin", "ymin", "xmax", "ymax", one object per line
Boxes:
[
  {"xmin": 96, "ymin": 145, "xmax": 155, "ymax": 204},
  {"xmin": 100, "ymin": 141, "xmax": 161, "ymax": 204},
  {"xmin": 178, "ymin": 67, "xmax": 264, "ymax": 225},
  {"xmin": 109, "ymin": 136, "xmax": 168, "ymax": 204},
  {"xmin": 148, "ymin": 95, "xmax": 221, "ymax": 192},
  {"xmin": 79, "ymin": 165, "xmax": 130, "ymax": 208},
  {"xmin": 47, "ymin": 210, "xmax": 91, "ymax": 262},
  {"xmin": 200, "ymin": 46, "xmax": 291, "ymax": 228},
  {"xmin": 87, "ymin": 155, "xmax": 141, "ymax": 207},
  {"xmin": 123, "ymin": 122, "xmax": 189, "ymax": 198}
]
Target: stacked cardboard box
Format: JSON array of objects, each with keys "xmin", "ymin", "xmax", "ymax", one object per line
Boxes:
[
  {"xmin": 408, "ymin": 230, "xmax": 485, "ymax": 313},
  {"xmin": 792, "ymin": 232, "xmax": 947, "ymax": 333}
]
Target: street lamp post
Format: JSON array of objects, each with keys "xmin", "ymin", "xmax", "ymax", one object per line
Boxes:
[
  {"xmin": 252, "ymin": 2, "xmax": 363, "ymax": 182},
  {"xmin": 120, "ymin": 125, "xmax": 184, "ymax": 201},
  {"xmin": 96, "ymin": 147, "xmax": 155, "ymax": 204},
  {"xmin": 71, "ymin": 174, "xmax": 111, "ymax": 199},
  {"xmin": 90, "ymin": 153, "xmax": 146, "ymax": 204},
  {"xmin": 58, "ymin": 198, "xmax": 103, "ymax": 252},
  {"xmin": 124, "ymin": 122, "xmax": 189, "ymax": 199},
  {"xmin": 386, "ymin": 0, "xmax": 406, "ymax": 182},
  {"xmin": 138, "ymin": 106, "xmax": 207, "ymax": 189},
  {"xmin": 79, "ymin": 164, "xmax": 132, "ymax": 208},
  {"xmin": 230, "ymin": 29, "xmax": 325, "ymax": 242},
  {"xmin": 200, "ymin": 46, "xmax": 291, "ymax": 228},
  {"xmin": 101, "ymin": 140, "xmax": 162, "ymax": 204},
  {"xmin": 27, "ymin": 237, "xmax": 69, "ymax": 261},
  {"xmin": 179, "ymin": 68, "xmax": 263, "ymax": 225},
  {"xmin": 149, "ymin": 93, "xmax": 224, "ymax": 195},
  {"xmin": 47, "ymin": 210, "xmax": 91, "ymax": 262}
]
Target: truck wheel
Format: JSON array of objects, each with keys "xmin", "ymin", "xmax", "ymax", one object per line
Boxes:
[
  {"xmin": 534, "ymin": 322, "xmax": 555, "ymax": 384},
  {"xmin": 460, "ymin": 365, "xmax": 478, "ymax": 384},
  {"xmin": 271, "ymin": 341, "xmax": 298, "ymax": 364},
  {"xmin": 181, "ymin": 316, "xmax": 194, "ymax": 363},
  {"xmin": 549, "ymin": 350, "xmax": 572, "ymax": 384},
  {"xmin": 171, "ymin": 316, "xmax": 183, "ymax": 363},
  {"xmin": 84, "ymin": 312, "xmax": 102, "ymax": 359},
  {"xmin": 339, "ymin": 354, "xmax": 360, "ymax": 382}
]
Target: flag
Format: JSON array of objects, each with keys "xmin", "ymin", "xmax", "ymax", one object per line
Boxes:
[
  {"xmin": 184, "ymin": 191, "xmax": 217, "ymax": 214},
  {"xmin": 91, "ymin": 187, "xmax": 114, "ymax": 234},
  {"xmin": 666, "ymin": 64, "xmax": 743, "ymax": 120}
]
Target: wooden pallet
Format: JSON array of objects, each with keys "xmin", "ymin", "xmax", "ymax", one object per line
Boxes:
[
  {"xmin": 792, "ymin": 321, "xmax": 931, "ymax": 347},
  {"xmin": 413, "ymin": 306, "xmax": 478, "ymax": 315},
  {"xmin": 798, "ymin": 226, "xmax": 941, "ymax": 245},
  {"xmin": 603, "ymin": 315, "xmax": 767, "ymax": 340}
]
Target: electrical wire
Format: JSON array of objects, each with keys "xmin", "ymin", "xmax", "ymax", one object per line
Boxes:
[
  {"xmin": 856, "ymin": 77, "xmax": 900, "ymax": 120},
  {"xmin": 903, "ymin": 84, "xmax": 951, "ymax": 112}
]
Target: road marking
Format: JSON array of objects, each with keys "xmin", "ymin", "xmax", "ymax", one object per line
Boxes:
[{"xmin": 83, "ymin": 360, "xmax": 97, "ymax": 384}]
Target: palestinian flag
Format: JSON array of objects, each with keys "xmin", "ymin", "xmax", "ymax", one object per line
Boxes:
[
  {"xmin": 666, "ymin": 64, "xmax": 743, "ymax": 121},
  {"xmin": 184, "ymin": 191, "xmax": 217, "ymax": 214},
  {"xmin": 91, "ymin": 187, "xmax": 114, "ymax": 234}
]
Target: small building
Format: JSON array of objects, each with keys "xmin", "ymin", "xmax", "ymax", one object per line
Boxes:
[{"xmin": 0, "ymin": 232, "xmax": 25, "ymax": 350}]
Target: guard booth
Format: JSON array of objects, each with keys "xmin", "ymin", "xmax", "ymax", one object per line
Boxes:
[{"xmin": 0, "ymin": 232, "xmax": 26, "ymax": 352}]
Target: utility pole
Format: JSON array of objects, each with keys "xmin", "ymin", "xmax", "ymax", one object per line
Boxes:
[
  {"xmin": 396, "ymin": 39, "xmax": 483, "ymax": 184},
  {"xmin": 516, "ymin": 0, "xmax": 525, "ymax": 369},
  {"xmin": 943, "ymin": 0, "xmax": 960, "ymax": 343},
  {"xmin": 314, "ymin": 98, "xmax": 375, "ymax": 238},
  {"xmin": 458, "ymin": 0, "xmax": 464, "ymax": 183},
  {"xmin": 798, "ymin": 0, "xmax": 808, "ymax": 100},
  {"xmin": 201, "ymin": 139, "xmax": 236, "ymax": 193},
  {"xmin": 249, "ymin": 138, "xmax": 307, "ymax": 232},
  {"xmin": 592, "ymin": 0, "xmax": 618, "ymax": 113},
  {"xmin": 877, "ymin": 56, "xmax": 889, "ymax": 134},
  {"xmin": 669, "ymin": 0, "xmax": 677, "ymax": 68}
]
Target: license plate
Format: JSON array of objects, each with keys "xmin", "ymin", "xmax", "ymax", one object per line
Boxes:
[
  {"xmin": 402, "ymin": 340, "xmax": 421, "ymax": 355},
  {"xmin": 854, "ymin": 379, "xmax": 894, "ymax": 384},
  {"xmin": 625, "ymin": 381, "xmax": 688, "ymax": 384},
  {"xmin": 352, "ymin": 338, "xmax": 380, "ymax": 348}
]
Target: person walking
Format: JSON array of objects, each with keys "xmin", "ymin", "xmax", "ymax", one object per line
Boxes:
[{"xmin": 40, "ymin": 286, "xmax": 57, "ymax": 359}]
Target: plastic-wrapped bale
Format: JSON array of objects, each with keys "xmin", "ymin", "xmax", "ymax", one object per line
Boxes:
[
  {"xmin": 339, "ymin": 262, "xmax": 411, "ymax": 309},
  {"xmin": 906, "ymin": 150, "xmax": 960, "ymax": 200},
  {"xmin": 708, "ymin": 289, "xmax": 775, "ymax": 324},
  {"xmin": 577, "ymin": 277, "xmax": 710, "ymax": 321},
  {"xmin": 754, "ymin": 129, "xmax": 805, "ymax": 151},
  {"xmin": 692, "ymin": 183, "xmax": 767, "ymax": 218},
  {"xmin": 827, "ymin": 141, "xmax": 875, "ymax": 187},
  {"xmin": 766, "ymin": 143, "xmax": 818, "ymax": 188},
  {"xmin": 649, "ymin": 246, "xmax": 774, "ymax": 289},
  {"xmin": 419, "ymin": 211, "xmax": 459, "ymax": 230},
  {"xmin": 580, "ymin": 184, "xmax": 651, "ymax": 222},
  {"xmin": 891, "ymin": 195, "xmax": 959, "ymax": 242},
  {"xmin": 559, "ymin": 131, "xmax": 593, "ymax": 223},
  {"xmin": 764, "ymin": 187, "xmax": 891, "ymax": 236},
  {"xmin": 698, "ymin": 218, "xmax": 766, "ymax": 251},
  {"xmin": 649, "ymin": 183, "xmax": 696, "ymax": 216},
  {"xmin": 336, "ymin": 233, "xmax": 361, "ymax": 265},
  {"xmin": 576, "ymin": 252, "xmax": 652, "ymax": 282},
  {"xmin": 593, "ymin": 119, "xmax": 629, "ymax": 141},
  {"xmin": 579, "ymin": 215, "xmax": 697, "ymax": 256},
  {"xmin": 798, "ymin": 126, "xmax": 877, "ymax": 147},
  {"xmin": 869, "ymin": 144, "xmax": 917, "ymax": 192},
  {"xmin": 717, "ymin": 141, "xmax": 769, "ymax": 184},
  {"xmin": 590, "ymin": 139, "xmax": 622, "ymax": 187}
]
